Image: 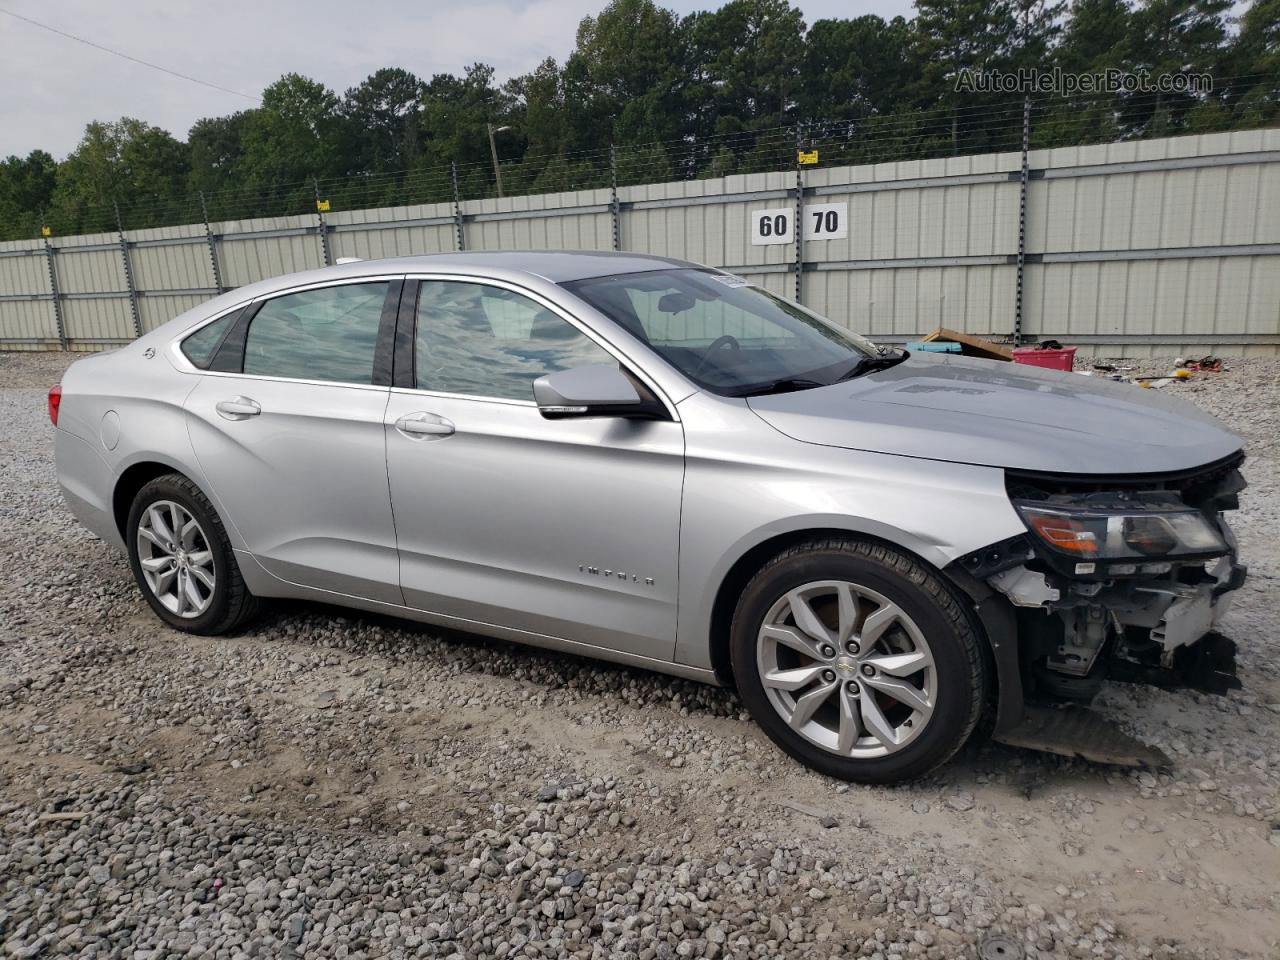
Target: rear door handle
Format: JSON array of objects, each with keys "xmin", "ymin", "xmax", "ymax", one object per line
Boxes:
[
  {"xmin": 395, "ymin": 412, "xmax": 455, "ymax": 439},
  {"xmin": 215, "ymin": 396, "xmax": 261, "ymax": 420}
]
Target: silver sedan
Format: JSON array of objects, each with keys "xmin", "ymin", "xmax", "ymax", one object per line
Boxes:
[{"xmin": 52, "ymin": 251, "xmax": 1247, "ymax": 782}]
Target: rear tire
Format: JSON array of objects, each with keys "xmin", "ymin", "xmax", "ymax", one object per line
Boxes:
[
  {"xmin": 126, "ymin": 473, "xmax": 261, "ymax": 635},
  {"xmin": 730, "ymin": 537, "xmax": 986, "ymax": 783}
]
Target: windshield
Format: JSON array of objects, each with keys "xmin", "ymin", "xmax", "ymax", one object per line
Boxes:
[{"xmin": 562, "ymin": 268, "xmax": 881, "ymax": 395}]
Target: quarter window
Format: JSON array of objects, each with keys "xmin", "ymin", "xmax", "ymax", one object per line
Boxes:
[
  {"xmin": 243, "ymin": 282, "xmax": 390, "ymax": 384},
  {"xmin": 180, "ymin": 310, "xmax": 238, "ymax": 368},
  {"xmin": 415, "ymin": 281, "xmax": 614, "ymax": 401}
]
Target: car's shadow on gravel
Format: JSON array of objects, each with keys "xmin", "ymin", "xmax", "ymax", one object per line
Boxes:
[{"xmin": 251, "ymin": 598, "xmax": 745, "ymax": 717}]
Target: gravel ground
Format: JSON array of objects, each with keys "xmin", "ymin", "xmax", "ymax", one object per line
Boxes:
[{"xmin": 1, "ymin": 350, "xmax": 1278, "ymax": 960}]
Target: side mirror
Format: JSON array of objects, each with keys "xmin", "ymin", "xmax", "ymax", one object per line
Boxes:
[{"xmin": 534, "ymin": 364, "xmax": 666, "ymax": 420}]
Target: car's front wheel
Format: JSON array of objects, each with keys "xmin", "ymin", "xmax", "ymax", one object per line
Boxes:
[
  {"xmin": 125, "ymin": 473, "xmax": 260, "ymax": 635},
  {"xmin": 730, "ymin": 538, "xmax": 986, "ymax": 783}
]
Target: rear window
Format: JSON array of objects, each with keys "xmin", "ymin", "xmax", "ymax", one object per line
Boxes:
[{"xmin": 180, "ymin": 311, "xmax": 238, "ymax": 368}]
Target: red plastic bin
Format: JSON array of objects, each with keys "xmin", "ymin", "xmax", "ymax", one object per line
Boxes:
[{"xmin": 1013, "ymin": 344, "xmax": 1077, "ymax": 372}]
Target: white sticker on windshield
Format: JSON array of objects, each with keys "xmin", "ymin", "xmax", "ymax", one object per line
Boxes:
[{"xmin": 709, "ymin": 273, "xmax": 749, "ymax": 288}]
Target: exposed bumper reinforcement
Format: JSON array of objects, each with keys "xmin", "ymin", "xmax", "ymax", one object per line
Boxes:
[{"xmin": 994, "ymin": 704, "xmax": 1170, "ymax": 769}]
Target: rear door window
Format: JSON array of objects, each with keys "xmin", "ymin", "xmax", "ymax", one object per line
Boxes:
[{"xmin": 242, "ymin": 282, "xmax": 391, "ymax": 384}]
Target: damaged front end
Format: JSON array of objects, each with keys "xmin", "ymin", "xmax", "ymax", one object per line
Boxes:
[{"xmin": 953, "ymin": 453, "xmax": 1247, "ymax": 766}]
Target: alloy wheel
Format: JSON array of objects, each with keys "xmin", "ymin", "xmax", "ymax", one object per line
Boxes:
[
  {"xmin": 756, "ymin": 579, "xmax": 936, "ymax": 758},
  {"xmin": 136, "ymin": 500, "xmax": 215, "ymax": 619}
]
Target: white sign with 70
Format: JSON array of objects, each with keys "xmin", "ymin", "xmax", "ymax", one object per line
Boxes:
[
  {"xmin": 750, "ymin": 203, "xmax": 848, "ymax": 245},
  {"xmin": 803, "ymin": 202, "xmax": 848, "ymax": 241}
]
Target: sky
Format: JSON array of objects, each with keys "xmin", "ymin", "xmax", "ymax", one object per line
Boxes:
[{"xmin": 0, "ymin": 0, "xmax": 915, "ymax": 160}]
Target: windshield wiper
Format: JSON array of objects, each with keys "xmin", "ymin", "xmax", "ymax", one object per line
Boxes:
[
  {"xmin": 731, "ymin": 350, "xmax": 910, "ymax": 397},
  {"xmin": 731, "ymin": 377, "xmax": 827, "ymax": 398},
  {"xmin": 836, "ymin": 348, "xmax": 911, "ymax": 382}
]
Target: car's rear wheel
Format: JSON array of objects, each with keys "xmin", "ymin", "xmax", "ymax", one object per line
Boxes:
[
  {"xmin": 730, "ymin": 537, "xmax": 986, "ymax": 783},
  {"xmin": 126, "ymin": 473, "xmax": 260, "ymax": 635}
]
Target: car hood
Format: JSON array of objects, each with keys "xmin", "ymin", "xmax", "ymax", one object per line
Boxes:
[{"xmin": 746, "ymin": 353, "xmax": 1243, "ymax": 474}]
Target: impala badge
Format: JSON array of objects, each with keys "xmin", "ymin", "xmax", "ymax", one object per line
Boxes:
[{"xmin": 579, "ymin": 565, "xmax": 655, "ymax": 586}]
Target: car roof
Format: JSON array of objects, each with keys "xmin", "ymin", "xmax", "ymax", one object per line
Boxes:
[{"xmin": 320, "ymin": 250, "xmax": 699, "ymax": 284}]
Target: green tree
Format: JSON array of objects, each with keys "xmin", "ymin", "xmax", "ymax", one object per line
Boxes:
[
  {"xmin": 0, "ymin": 150, "xmax": 57, "ymax": 239},
  {"xmin": 911, "ymin": 0, "xmax": 1021, "ymax": 152},
  {"xmin": 567, "ymin": 0, "xmax": 692, "ymax": 146},
  {"xmin": 51, "ymin": 118, "xmax": 189, "ymax": 232},
  {"xmin": 1057, "ymin": 0, "xmax": 1132, "ymax": 72},
  {"xmin": 414, "ymin": 63, "xmax": 513, "ymax": 190},
  {"xmin": 798, "ymin": 15, "xmax": 916, "ymax": 119},
  {"xmin": 239, "ymin": 74, "xmax": 343, "ymax": 191},
  {"xmin": 1215, "ymin": 0, "xmax": 1280, "ymax": 119},
  {"xmin": 1037, "ymin": 0, "xmax": 1132, "ymax": 146},
  {"xmin": 508, "ymin": 58, "xmax": 571, "ymax": 157},
  {"xmin": 1125, "ymin": 0, "xmax": 1231, "ymax": 131},
  {"xmin": 187, "ymin": 111, "xmax": 251, "ymax": 198},
  {"xmin": 342, "ymin": 68, "xmax": 426, "ymax": 175},
  {"xmin": 687, "ymin": 0, "xmax": 806, "ymax": 134}
]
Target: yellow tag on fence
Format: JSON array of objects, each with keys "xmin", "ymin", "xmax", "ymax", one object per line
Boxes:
[
  {"xmin": 41, "ymin": 225, "xmax": 52, "ymax": 237},
  {"xmin": 316, "ymin": 199, "xmax": 331, "ymax": 212},
  {"xmin": 797, "ymin": 150, "xmax": 819, "ymax": 166}
]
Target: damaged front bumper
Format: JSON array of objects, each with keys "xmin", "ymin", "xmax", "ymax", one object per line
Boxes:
[{"xmin": 948, "ymin": 454, "xmax": 1248, "ymax": 766}]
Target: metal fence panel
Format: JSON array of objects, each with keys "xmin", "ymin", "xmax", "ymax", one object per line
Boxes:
[
  {"xmin": 216, "ymin": 215, "xmax": 325, "ymax": 288},
  {"xmin": 328, "ymin": 202, "xmax": 457, "ymax": 261},
  {"xmin": 138, "ymin": 294, "xmax": 209, "ymax": 334},
  {"xmin": 129, "ymin": 226, "xmax": 215, "ymax": 295}
]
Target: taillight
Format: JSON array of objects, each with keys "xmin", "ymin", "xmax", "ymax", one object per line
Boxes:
[{"xmin": 48, "ymin": 384, "xmax": 61, "ymax": 426}]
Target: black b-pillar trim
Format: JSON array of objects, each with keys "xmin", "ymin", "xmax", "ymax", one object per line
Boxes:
[
  {"xmin": 392, "ymin": 278, "xmax": 420, "ymax": 390},
  {"xmin": 371, "ymin": 279, "xmax": 405, "ymax": 388}
]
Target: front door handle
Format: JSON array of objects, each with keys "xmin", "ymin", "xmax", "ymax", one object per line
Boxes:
[
  {"xmin": 215, "ymin": 396, "xmax": 261, "ymax": 420},
  {"xmin": 395, "ymin": 412, "xmax": 455, "ymax": 439}
]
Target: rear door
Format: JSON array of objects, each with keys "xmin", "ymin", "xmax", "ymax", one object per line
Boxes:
[
  {"xmin": 383, "ymin": 277, "xmax": 685, "ymax": 660},
  {"xmin": 183, "ymin": 277, "xmax": 405, "ymax": 603}
]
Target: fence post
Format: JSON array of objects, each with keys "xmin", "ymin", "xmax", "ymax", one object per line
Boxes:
[
  {"xmin": 793, "ymin": 128, "xmax": 805, "ymax": 304},
  {"xmin": 313, "ymin": 180, "xmax": 332, "ymax": 266},
  {"xmin": 609, "ymin": 145, "xmax": 621, "ymax": 252},
  {"xmin": 451, "ymin": 162, "xmax": 466, "ymax": 251},
  {"xmin": 199, "ymin": 191, "xmax": 224, "ymax": 294},
  {"xmin": 114, "ymin": 200, "xmax": 143, "ymax": 338},
  {"xmin": 1013, "ymin": 96, "xmax": 1031, "ymax": 344},
  {"xmin": 42, "ymin": 236, "xmax": 67, "ymax": 350}
]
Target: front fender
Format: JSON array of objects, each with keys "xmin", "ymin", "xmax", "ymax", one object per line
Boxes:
[{"xmin": 672, "ymin": 392, "xmax": 1024, "ymax": 670}]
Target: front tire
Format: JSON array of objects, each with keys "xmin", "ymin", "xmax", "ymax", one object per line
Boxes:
[
  {"xmin": 730, "ymin": 538, "xmax": 986, "ymax": 783},
  {"xmin": 126, "ymin": 473, "xmax": 260, "ymax": 635}
]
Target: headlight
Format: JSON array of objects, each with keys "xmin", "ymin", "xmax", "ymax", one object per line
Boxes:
[{"xmin": 1015, "ymin": 501, "xmax": 1226, "ymax": 567}]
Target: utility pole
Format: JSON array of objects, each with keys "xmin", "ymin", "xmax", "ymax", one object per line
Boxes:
[{"xmin": 487, "ymin": 124, "xmax": 511, "ymax": 198}]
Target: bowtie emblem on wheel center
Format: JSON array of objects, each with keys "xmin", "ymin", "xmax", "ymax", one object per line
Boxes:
[{"xmin": 835, "ymin": 656, "xmax": 858, "ymax": 678}]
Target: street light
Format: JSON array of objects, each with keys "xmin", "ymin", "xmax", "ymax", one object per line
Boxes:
[{"xmin": 487, "ymin": 124, "xmax": 512, "ymax": 198}]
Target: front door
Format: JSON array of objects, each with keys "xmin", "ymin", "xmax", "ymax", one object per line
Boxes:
[
  {"xmin": 384, "ymin": 277, "xmax": 684, "ymax": 660},
  {"xmin": 185, "ymin": 278, "xmax": 403, "ymax": 603}
]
